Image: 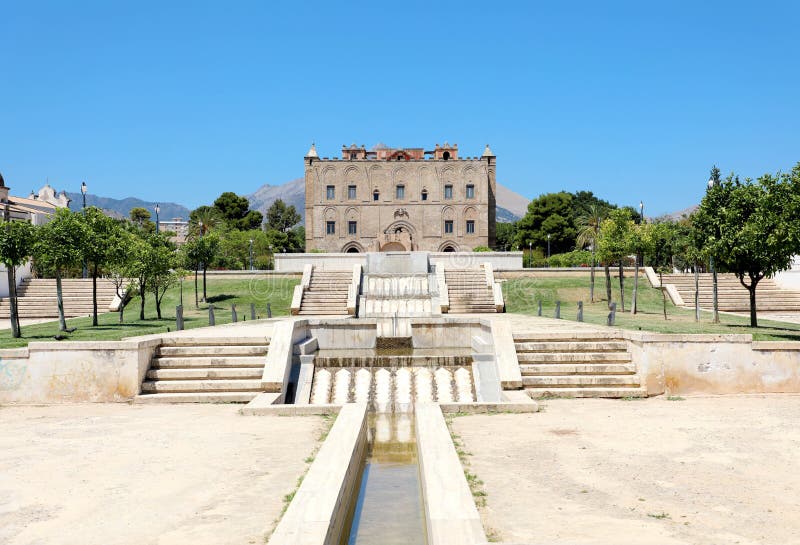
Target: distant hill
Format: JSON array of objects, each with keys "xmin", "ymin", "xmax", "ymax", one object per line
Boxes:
[
  {"xmin": 66, "ymin": 192, "xmax": 190, "ymax": 221},
  {"xmin": 662, "ymin": 204, "xmax": 698, "ymax": 221},
  {"xmin": 245, "ymin": 178, "xmax": 528, "ymax": 224}
]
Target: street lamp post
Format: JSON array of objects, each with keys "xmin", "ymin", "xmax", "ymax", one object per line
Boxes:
[
  {"xmin": 269, "ymin": 244, "xmax": 273, "ymax": 270},
  {"xmin": 154, "ymin": 203, "xmax": 160, "ymax": 233},
  {"xmin": 707, "ymin": 178, "xmax": 720, "ymax": 323},
  {"xmin": 528, "ymin": 242, "xmax": 532, "ymax": 268},
  {"xmin": 547, "ymin": 234, "xmax": 551, "ymax": 266},
  {"xmin": 249, "ymin": 239, "xmax": 254, "ymax": 271},
  {"xmin": 81, "ymin": 182, "xmax": 88, "ymax": 278}
]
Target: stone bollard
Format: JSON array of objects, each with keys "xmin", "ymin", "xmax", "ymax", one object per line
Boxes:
[
  {"xmin": 607, "ymin": 302, "xmax": 616, "ymax": 326},
  {"xmin": 176, "ymin": 305, "xmax": 184, "ymax": 331},
  {"xmin": 267, "ymin": 302, "xmax": 272, "ymax": 319},
  {"xmin": 208, "ymin": 305, "xmax": 215, "ymax": 326},
  {"xmin": 537, "ymin": 300, "xmax": 542, "ymax": 317},
  {"xmin": 231, "ymin": 304, "xmax": 238, "ymax": 323},
  {"xmin": 555, "ymin": 301, "xmax": 561, "ymax": 319},
  {"xmin": 577, "ymin": 301, "xmax": 583, "ymax": 322},
  {"xmin": 250, "ymin": 303, "xmax": 256, "ymax": 321}
]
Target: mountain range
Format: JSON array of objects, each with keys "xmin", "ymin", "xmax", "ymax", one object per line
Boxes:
[
  {"xmin": 66, "ymin": 192, "xmax": 190, "ymax": 221},
  {"xmin": 71, "ymin": 179, "xmax": 531, "ymax": 224}
]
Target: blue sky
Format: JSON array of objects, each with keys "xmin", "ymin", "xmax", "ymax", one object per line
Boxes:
[{"xmin": 1, "ymin": 1, "xmax": 798, "ymax": 215}]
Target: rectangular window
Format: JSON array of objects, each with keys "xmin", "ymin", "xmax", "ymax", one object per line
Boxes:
[
  {"xmin": 444, "ymin": 185, "xmax": 453, "ymax": 199},
  {"xmin": 466, "ymin": 184, "xmax": 475, "ymax": 199},
  {"xmin": 348, "ymin": 221, "xmax": 357, "ymax": 235},
  {"xmin": 326, "ymin": 221, "xmax": 336, "ymax": 235},
  {"xmin": 326, "ymin": 185, "xmax": 335, "ymax": 200},
  {"xmin": 466, "ymin": 220, "xmax": 475, "ymax": 234},
  {"xmin": 348, "ymin": 185, "xmax": 356, "ymax": 199},
  {"xmin": 444, "ymin": 220, "xmax": 454, "ymax": 234},
  {"xmin": 421, "ymin": 191, "xmax": 428, "ymax": 201},
  {"xmin": 373, "ymin": 191, "xmax": 380, "ymax": 201},
  {"xmin": 396, "ymin": 185, "xmax": 405, "ymax": 199}
]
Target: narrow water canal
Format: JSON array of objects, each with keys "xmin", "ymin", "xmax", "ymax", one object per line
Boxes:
[{"xmin": 345, "ymin": 413, "xmax": 427, "ymax": 545}]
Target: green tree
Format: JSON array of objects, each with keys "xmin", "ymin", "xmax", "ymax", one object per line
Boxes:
[
  {"xmin": 214, "ymin": 192, "xmax": 263, "ymax": 230},
  {"xmin": 630, "ymin": 222, "xmax": 655, "ymax": 314},
  {"xmin": 692, "ymin": 166, "xmax": 800, "ymax": 326},
  {"xmin": 597, "ymin": 208, "xmax": 636, "ymax": 311},
  {"xmin": 185, "ymin": 233, "xmax": 220, "ymax": 303},
  {"xmin": 81, "ymin": 207, "xmax": 121, "ymax": 326},
  {"xmin": 189, "ymin": 205, "xmax": 223, "ymax": 237},
  {"xmin": 106, "ymin": 228, "xmax": 138, "ymax": 323},
  {"xmin": 514, "ymin": 192, "xmax": 578, "ymax": 255},
  {"xmin": 148, "ymin": 234, "xmax": 177, "ymax": 319},
  {"xmin": 575, "ymin": 204, "xmax": 609, "ymax": 302},
  {"xmin": 495, "ymin": 221, "xmax": 517, "ymax": 251},
  {"xmin": 34, "ymin": 209, "xmax": 87, "ymax": 331},
  {"xmin": 265, "ymin": 199, "xmax": 302, "ymax": 232},
  {"xmin": 571, "ymin": 190, "xmax": 615, "ymax": 218},
  {"xmin": 0, "ymin": 220, "xmax": 36, "ymax": 338},
  {"xmin": 129, "ymin": 207, "xmax": 155, "ymax": 230}
]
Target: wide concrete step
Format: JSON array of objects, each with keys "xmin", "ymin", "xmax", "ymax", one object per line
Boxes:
[
  {"xmin": 151, "ymin": 356, "xmax": 266, "ymax": 368},
  {"xmin": 156, "ymin": 345, "xmax": 268, "ymax": 357},
  {"xmin": 298, "ymin": 310, "xmax": 348, "ymax": 315},
  {"xmin": 133, "ymin": 392, "xmax": 259, "ymax": 404},
  {"xmin": 526, "ymin": 387, "xmax": 647, "ymax": 399},
  {"xmin": 520, "ymin": 363, "xmax": 637, "ymax": 375},
  {"xmin": 146, "ymin": 367, "xmax": 263, "ymax": 380},
  {"xmin": 523, "ymin": 375, "xmax": 639, "ymax": 387},
  {"xmin": 517, "ymin": 352, "xmax": 631, "ymax": 363},
  {"xmin": 140, "ymin": 379, "xmax": 263, "ymax": 393},
  {"xmin": 515, "ymin": 341, "xmax": 628, "ymax": 352}
]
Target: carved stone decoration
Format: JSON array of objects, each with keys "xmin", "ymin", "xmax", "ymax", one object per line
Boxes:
[{"xmin": 394, "ymin": 208, "xmax": 409, "ymax": 219}]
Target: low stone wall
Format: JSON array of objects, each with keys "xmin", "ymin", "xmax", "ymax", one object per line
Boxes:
[
  {"xmin": 267, "ymin": 403, "xmax": 368, "ymax": 545},
  {"xmin": 0, "ymin": 338, "xmax": 160, "ymax": 403},
  {"xmin": 416, "ymin": 403, "xmax": 487, "ymax": 545},
  {"xmin": 274, "ymin": 252, "xmax": 523, "ymax": 272},
  {"xmin": 627, "ymin": 332, "xmax": 800, "ymax": 396}
]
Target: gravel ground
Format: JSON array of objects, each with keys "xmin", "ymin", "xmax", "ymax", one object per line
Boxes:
[
  {"xmin": 451, "ymin": 395, "xmax": 800, "ymax": 545},
  {"xmin": 0, "ymin": 403, "xmax": 324, "ymax": 545}
]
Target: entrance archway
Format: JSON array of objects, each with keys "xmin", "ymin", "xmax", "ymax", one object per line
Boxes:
[
  {"xmin": 442, "ymin": 245, "xmax": 457, "ymax": 252},
  {"xmin": 381, "ymin": 242, "xmax": 406, "ymax": 252}
]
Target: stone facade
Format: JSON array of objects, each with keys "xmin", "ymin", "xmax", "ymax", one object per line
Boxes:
[{"xmin": 304, "ymin": 143, "xmax": 496, "ymax": 252}]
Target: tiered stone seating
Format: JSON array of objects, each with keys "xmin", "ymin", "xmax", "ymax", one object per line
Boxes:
[
  {"xmin": 0, "ymin": 278, "xmax": 119, "ymax": 318},
  {"xmin": 298, "ymin": 270, "xmax": 351, "ymax": 315},
  {"xmin": 514, "ymin": 332, "xmax": 645, "ymax": 398},
  {"xmin": 445, "ymin": 267, "xmax": 497, "ymax": 313},
  {"xmin": 660, "ymin": 273, "xmax": 800, "ymax": 312},
  {"xmin": 135, "ymin": 339, "xmax": 269, "ymax": 403}
]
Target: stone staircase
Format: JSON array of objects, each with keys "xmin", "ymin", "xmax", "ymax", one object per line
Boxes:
[
  {"xmin": 0, "ymin": 278, "xmax": 119, "ymax": 318},
  {"xmin": 660, "ymin": 273, "xmax": 800, "ymax": 312},
  {"xmin": 445, "ymin": 268, "xmax": 497, "ymax": 313},
  {"xmin": 135, "ymin": 338, "xmax": 270, "ymax": 403},
  {"xmin": 514, "ymin": 332, "xmax": 646, "ymax": 398},
  {"xmin": 298, "ymin": 269, "xmax": 351, "ymax": 315}
]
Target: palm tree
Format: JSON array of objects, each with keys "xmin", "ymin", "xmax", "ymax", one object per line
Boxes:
[
  {"xmin": 575, "ymin": 204, "xmax": 607, "ymax": 303},
  {"xmin": 188, "ymin": 206, "xmax": 223, "ymax": 238}
]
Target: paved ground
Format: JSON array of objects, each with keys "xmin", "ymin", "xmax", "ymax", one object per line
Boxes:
[
  {"xmin": 451, "ymin": 396, "xmax": 800, "ymax": 545},
  {"xmin": 0, "ymin": 404, "xmax": 324, "ymax": 545},
  {"xmin": 0, "ymin": 317, "xmax": 60, "ymax": 330}
]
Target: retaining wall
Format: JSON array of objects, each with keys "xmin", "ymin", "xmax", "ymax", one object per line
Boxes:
[
  {"xmin": 626, "ymin": 333, "xmax": 800, "ymax": 396},
  {"xmin": 0, "ymin": 338, "xmax": 160, "ymax": 403}
]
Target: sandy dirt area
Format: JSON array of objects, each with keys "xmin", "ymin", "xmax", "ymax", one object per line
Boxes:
[
  {"xmin": 451, "ymin": 396, "xmax": 800, "ymax": 545},
  {"xmin": 0, "ymin": 403, "xmax": 324, "ymax": 545}
]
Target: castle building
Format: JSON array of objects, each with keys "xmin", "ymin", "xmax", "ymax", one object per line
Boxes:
[{"xmin": 304, "ymin": 142, "xmax": 496, "ymax": 252}]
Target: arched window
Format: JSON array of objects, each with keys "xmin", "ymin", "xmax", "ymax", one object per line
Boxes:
[
  {"xmin": 421, "ymin": 189, "xmax": 428, "ymax": 201},
  {"xmin": 442, "ymin": 151, "xmax": 451, "ymax": 160},
  {"xmin": 373, "ymin": 190, "xmax": 380, "ymax": 201}
]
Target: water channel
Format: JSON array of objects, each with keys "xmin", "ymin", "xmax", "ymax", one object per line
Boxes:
[{"xmin": 345, "ymin": 413, "xmax": 427, "ymax": 545}]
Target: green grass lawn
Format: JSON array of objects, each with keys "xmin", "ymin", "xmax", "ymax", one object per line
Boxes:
[
  {"xmin": 502, "ymin": 273, "xmax": 800, "ymax": 341},
  {"xmin": 0, "ymin": 277, "xmax": 299, "ymax": 348}
]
